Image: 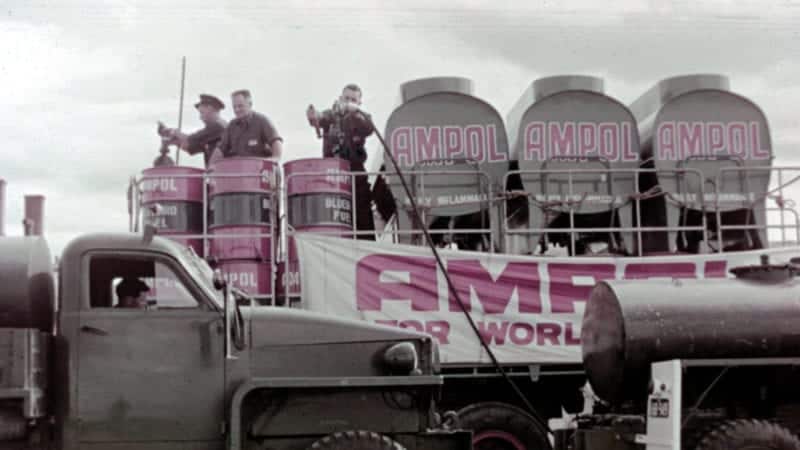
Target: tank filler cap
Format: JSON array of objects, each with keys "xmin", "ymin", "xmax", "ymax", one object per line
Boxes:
[{"xmin": 729, "ymin": 254, "xmax": 795, "ymax": 284}]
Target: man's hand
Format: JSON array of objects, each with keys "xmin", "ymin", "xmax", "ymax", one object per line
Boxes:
[
  {"xmin": 306, "ymin": 104, "xmax": 319, "ymax": 125},
  {"xmin": 307, "ymin": 104, "xmax": 322, "ymax": 138}
]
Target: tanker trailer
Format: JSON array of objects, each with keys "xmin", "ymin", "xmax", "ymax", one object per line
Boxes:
[
  {"xmin": 629, "ymin": 74, "xmax": 772, "ymax": 255},
  {"xmin": 380, "ymin": 77, "xmax": 510, "ymax": 251},
  {"xmin": 550, "ymin": 257, "xmax": 800, "ymax": 450},
  {"xmin": 506, "ymin": 75, "xmax": 640, "ymax": 256}
]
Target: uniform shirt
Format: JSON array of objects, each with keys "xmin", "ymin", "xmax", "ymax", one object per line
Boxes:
[
  {"xmin": 219, "ymin": 112, "xmax": 282, "ymax": 158},
  {"xmin": 319, "ymin": 108, "xmax": 373, "ymax": 164},
  {"xmin": 185, "ymin": 118, "xmax": 227, "ymax": 165}
]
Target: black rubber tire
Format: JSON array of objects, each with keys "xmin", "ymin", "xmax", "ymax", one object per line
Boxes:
[
  {"xmin": 456, "ymin": 401, "xmax": 552, "ymax": 450},
  {"xmin": 695, "ymin": 419, "xmax": 800, "ymax": 450},
  {"xmin": 307, "ymin": 430, "xmax": 406, "ymax": 450}
]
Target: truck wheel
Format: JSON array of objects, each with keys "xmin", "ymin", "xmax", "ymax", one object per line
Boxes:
[
  {"xmin": 307, "ymin": 430, "xmax": 406, "ymax": 450},
  {"xmin": 695, "ymin": 419, "xmax": 800, "ymax": 450},
  {"xmin": 456, "ymin": 402, "xmax": 551, "ymax": 450}
]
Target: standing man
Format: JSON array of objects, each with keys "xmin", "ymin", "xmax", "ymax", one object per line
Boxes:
[
  {"xmin": 307, "ymin": 84, "xmax": 375, "ymax": 240},
  {"xmin": 218, "ymin": 89, "xmax": 283, "ymax": 160},
  {"xmin": 162, "ymin": 94, "xmax": 228, "ymax": 166}
]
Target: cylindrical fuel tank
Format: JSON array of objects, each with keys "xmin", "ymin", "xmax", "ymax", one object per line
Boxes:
[
  {"xmin": 582, "ymin": 275, "xmax": 800, "ymax": 403},
  {"xmin": 628, "ymin": 75, "xmax": 772, "ymax": 253},
  {"xmin": 506, "ymin": 75, "xmax": 640, "ymax": 255},
  {"xmin": 383, "ymin": 77, "xmax": 510, "ymax": 217},
  {"xmin": 281, "ymin": 158, "xmax": 354, "ymax": 304},
  {"xmin": 0, "ymin": 237, "xmax": 54, "ymax": 332},
  {"xmin": 140, "ymin": 166, "xmax": 205, "ymax": 256},
  {"xmin": 208, "ymin": 158, "xmax": 278, "ymax": 262}
]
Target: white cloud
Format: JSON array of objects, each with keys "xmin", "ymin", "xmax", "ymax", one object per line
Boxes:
[
  {"xmin": 0, "ymin": 22, "xmax": 127, "ymax": 106},
  {"xmin": 1, "ymin": 0, "xmax": 799, "ymax": 255}
]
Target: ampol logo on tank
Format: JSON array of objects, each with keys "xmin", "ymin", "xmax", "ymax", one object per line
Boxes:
[
  {"xmin": 630, "ymin": 75, "xmax": 773, "ymax": 253},
  {"xmin": 506, "ymin": 76, "xmax": 641, "ymax": 255},
  {"xmin": 383, "ymin": 77, "xmax": 510, "ymax": 235}
]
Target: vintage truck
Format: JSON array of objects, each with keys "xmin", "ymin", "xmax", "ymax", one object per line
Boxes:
[{"xmin": 0, "ymin": 229, "xmax": 471, "ymax": 450}]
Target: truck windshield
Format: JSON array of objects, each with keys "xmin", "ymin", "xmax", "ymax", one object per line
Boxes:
[{"xmin": 179, "ymin": 246, "xmax": 223, "ymax": 308}]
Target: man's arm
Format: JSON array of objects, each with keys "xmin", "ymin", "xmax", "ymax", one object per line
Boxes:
[
  {"xmin": 345, "ymin": 112, "xmax": 374, "ymax": 138},
  {"xmin": 218, "ymin": 126, "xmax": 231, "ymax": 156},
  {"xmin": 317, "ymin": 109, "xmax": 334, "ymax": 129},
  {"xmin": 269, "ymin": 140, "xmax": 283, "ymax": 159},
  {"xmin": 181, "ymin": 127, "xmax": 214, "ymax": 154},
  {"xmin": 260, "ymin": 115, "xmax": 284, "ymax": 159}
]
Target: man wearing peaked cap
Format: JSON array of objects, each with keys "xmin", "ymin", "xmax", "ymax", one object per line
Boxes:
[
  {"xmin": 165, "ymin": 94, "xmax": 228, "ymax": 166},
  {"xmin": 196, "ymin": 94, "xmax": 225, "ymax": 110}
]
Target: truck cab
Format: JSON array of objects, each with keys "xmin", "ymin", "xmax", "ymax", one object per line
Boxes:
[{"xmin": 0, "ymin": 233, "xmax": 470, "ymax": 450}]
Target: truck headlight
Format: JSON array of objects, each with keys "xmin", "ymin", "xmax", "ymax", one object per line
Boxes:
[{"xmin": 383, "ymin": 342, "xmax": 418, "ymax": 375}]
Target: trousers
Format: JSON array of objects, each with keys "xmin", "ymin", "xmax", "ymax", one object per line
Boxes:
[{"xmin": 349, "ymin": 160, "xmax": 375, "ymax": 240}]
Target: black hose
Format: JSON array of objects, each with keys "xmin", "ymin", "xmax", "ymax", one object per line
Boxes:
[{"xmin": 366, "ymin": 117, "xmax": 552, "ymax": 437}]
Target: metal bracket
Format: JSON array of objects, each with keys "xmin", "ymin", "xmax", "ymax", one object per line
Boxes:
[{"xmin": 528, "ymin": 364, "xmax": 541, "ymax": 382}]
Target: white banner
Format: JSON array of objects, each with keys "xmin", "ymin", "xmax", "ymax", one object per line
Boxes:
[{"xmin": 296, "ymin": 234, "xmax": 800, "ymax": 365}]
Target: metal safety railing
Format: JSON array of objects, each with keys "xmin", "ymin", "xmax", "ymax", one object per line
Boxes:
[
  {"xmin": 501, "ymin": 165, "xmax": 800, "ymax": 256},
  {"xmin": 284, "ymin": 167, "xmax": 496, "ymax": 246},
  {"xmin": 715, "ymin": 166, "xmax": 800, "ymax": 249},
  {"xmin": 129, "ymin": 163, "xmax": 800, "ymax": 304},
  {"xmin": 503, "ymin": 167, "xmax": 709, "ymax": 257},
  {"xmin": 130, "ymin": 169, "xmax": 281, "ymax": 304}
]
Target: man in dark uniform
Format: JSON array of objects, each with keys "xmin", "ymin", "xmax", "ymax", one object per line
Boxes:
[
  {"xmin": 306, "ymin": 84, "xmax": 375, "ymax": 240},
  {"xmin": 164, "ymin": 94, "xmax": 228, "ymax": 166},
  {"xmin": 218, "ymin": 89, "xmax": 283, "ymax": 159}
]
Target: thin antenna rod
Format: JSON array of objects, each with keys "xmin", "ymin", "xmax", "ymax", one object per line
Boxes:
[{"xmin": 176, "ymin": 56, "xmax": 187, "ymax": 165}]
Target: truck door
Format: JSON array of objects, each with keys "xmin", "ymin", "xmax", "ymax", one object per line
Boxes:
[{"xmin": 76, "ymin": 252, "xmax": 225, "ymax": 448}]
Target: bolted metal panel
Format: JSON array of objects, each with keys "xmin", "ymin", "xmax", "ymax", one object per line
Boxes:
[{"xmin": 23, "ymin": 195, "xmax": 45, "ymax": 237}]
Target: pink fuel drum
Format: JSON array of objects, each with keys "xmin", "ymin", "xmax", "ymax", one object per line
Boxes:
[
  {"xmin": 140, "ymin": 166, "xmax": 205, "ymax": 256},
  {"xmin": 208, "ymin": 157, "xmax": 278, "ymax": 262},
  {"xmin": 281, "ymin": 159, "xmax": 355, "ymax": 303},
  {"xmin": 284, "ymin": 158, "xmax": 354, "ymax": 232},
  {"xmin": 208, "ymin": 157, "xmax": 278, "ymax": 196},
  {"xmin": 217, "ymin": 260, "xmax": 272, "ymax": 298}
]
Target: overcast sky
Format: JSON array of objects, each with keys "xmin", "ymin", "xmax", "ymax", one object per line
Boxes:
[{"xmin": 2, "ymin": 0, "xmax": 800, "ymax": 255}]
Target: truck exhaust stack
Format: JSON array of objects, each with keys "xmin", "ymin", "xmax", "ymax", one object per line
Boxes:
[{"xmin": 23, "ymin": 195, "xmax": 45, "ymax": 237}]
